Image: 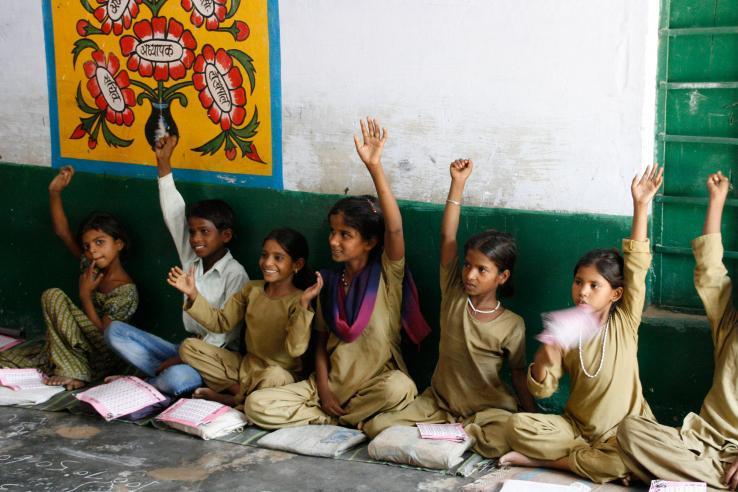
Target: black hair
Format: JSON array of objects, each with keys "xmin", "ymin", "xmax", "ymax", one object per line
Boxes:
[
  {"xmin": 328, "ymin": 195, "xmax": 384, "ymax": 251},
  {"xmin": 573, "ymin": 249, "xmax": 624, "ymax": 308},
  {"xmin": 263, "ymin": 228, "xmax": 313, "ymax": 291},
  {"xmin": 77, "ymin": 212, "xmax": 130, "ymax": 259},
  {"xmin": 186, "ymin": 200, "xmax": 235, "ymax": 232},
  {"xmin": 464, "ymin": 229, "xmax": 517, "ymax": 297}
]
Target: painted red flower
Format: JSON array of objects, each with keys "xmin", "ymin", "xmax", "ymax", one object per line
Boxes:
[
  {"xmin": 120, "ymin": 17, "xmax": 197, "ymax": 81},
  {"xmin": 192, "ymin": 45, "xmax": 247, "ymax": 131},
  {"xmin": 83, "ymin": 51, "xmax": 136, "ymax": 126},
  {"xmin": 93, "ymin": 0, "xmax": 142, "ymax": 36},
  {"xmin": 181, "ymin": 0, "xmax": 227, "ymax": 30}
]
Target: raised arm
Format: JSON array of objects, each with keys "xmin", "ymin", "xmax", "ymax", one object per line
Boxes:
[
  {"xmin": 156, "ymin": 136, "xmax": 196, "ymax": 266},
  {"xmin": 440, "ymin": 159, "xmax": 472, "ymax": 267},
  {"xmin": 48, "ymin": 166, "xmax": 82, "ymax": 258},
  {"xmin": 353, "ymin": 117, "xmax": 403, "ymax": 261},
  {"xmin": 630, "ymin": 164, "xmax": 664, "ymax": 241},
  {"xmin": 703, "ymin": 171, "xmax": 729, "ymax": 235}
]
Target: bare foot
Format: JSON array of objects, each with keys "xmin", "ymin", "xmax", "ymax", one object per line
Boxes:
[
  {"xmin": 192, "ymin": 387, "xmax": 236, "ymax": 406},
  {"xmin": 621, "ymin": 474, "xmax": 632, "ymax": 487},
  {"xmin": 103, "ymin": 375, "xmax": 125, "ymax": 384},
  {"xmin": 499, "ymin": 451, "xmax": 544, "ymax": 468},
  {"xmin": 46, "ymin": 376, "xmax": 85, "ymax": 391}
]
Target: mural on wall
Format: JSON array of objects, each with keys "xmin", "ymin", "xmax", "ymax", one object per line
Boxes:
[{"xmin": 44, "ymin": 0, "xmax": 281, "ymax": 188}]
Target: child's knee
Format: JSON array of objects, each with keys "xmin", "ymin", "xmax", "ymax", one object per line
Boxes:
[
  {"xmin": 104, "ymin": 320, "xmax": 126, "ymax": 346},
  {"xmin": 381, "ymin": 371, "xmax": 417, "ymax": 404},
  {"xmin": 40, "ymin": 288, "xmax": 66, "ymax": 310},
  {"xmin": 178, "ymin": 338, "xmax": 201, "ymax": 363},
  {"xmin": 158, "ymin": 364, "xmax": 201, "ymax": 396}
]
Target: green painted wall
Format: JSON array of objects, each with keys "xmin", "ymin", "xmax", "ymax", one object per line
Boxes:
[{"xmin": 0, "ymin": 163, "xmax": 713, "ymax": 424}]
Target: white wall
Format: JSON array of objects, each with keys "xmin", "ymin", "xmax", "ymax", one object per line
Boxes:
[{"xmin": 0, "ymin": 0, "xmax": 659, "ymax": 216}]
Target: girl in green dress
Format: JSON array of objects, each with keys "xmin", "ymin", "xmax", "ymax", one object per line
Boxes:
[{"xmin": 0, "ymin": 166, "xmax": 138, "ymax": 390}]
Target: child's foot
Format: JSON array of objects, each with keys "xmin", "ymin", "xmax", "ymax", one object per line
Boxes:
[
  {"xmin": 46, "ymin": 376, "xmax": 85, "ymax": 391},
  {"xmin": 620, "ymin": 474, "xmax": 632, "ymax": 487},
  {"xmin": 498, "ymin": 451, "xmax": 544, "ymax": 468},
  {"xmin": 192, "ymin": 387, "xmax": 236, "ymax": 406},
  {"xmin": 103, "ymin": 375, "xmax": 124, "ymax": 384}
]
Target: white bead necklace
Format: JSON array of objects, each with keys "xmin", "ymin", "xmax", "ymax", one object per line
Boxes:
[
  {"xmin": 466, "ymin": 298, "xmax": 501, "ymax": 316},
  {"xmin": 578, "ymin": 317, "xmax": 609, "ymax": 378}
]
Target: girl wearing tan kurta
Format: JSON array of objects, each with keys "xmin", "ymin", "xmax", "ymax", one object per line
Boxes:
[
  {"xmin": 363, "ymin": 159, "xmax": 537, "ymax": 458},
  {"xmin": 167, "ymin": 228, "xmax": 322, "ymax": 406},
  {"xmin": 500, "ymin": 165, "xmax": 664, "ymax": 484},
  {"xmin": 243, "ymin": 117, "xmax": 427, "ymax": 429},
  {"xmin": 617, "ymin": 171, "xmax": 738, "ymax": 490}
]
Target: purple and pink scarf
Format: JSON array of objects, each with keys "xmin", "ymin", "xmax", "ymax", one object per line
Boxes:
[{"xmin": 320, "ymin": 254, "xmax": 430, "ymax": 345}]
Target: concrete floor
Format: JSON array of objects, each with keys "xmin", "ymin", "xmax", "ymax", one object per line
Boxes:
[{"xmin": 0, "ymin": 406, "xmax": 645, "ymax": 491}]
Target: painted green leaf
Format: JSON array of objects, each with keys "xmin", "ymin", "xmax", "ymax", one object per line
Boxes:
[
  {"xmin": 72, "ymin": 39, "xmax": 99, "ymax": 68},
  {"xmin": 226, "ymin": 0, "xmax": 241, "ymax": 19},
  {"xmin": 100, "ymin": 120, "xmax": 133, "ymax": 148},
  {"xmin": 227, "ymin": 49, "xmax": 256, "ymax": 93},
  {"xmin": 192, "ymin": 131, "xmax": 227, "ymax": 156},
  {"xmin": 232, "ymin": 108, "xmax": 259, "ymax": 139},
  {"xmin": 76, "ymin": 83, "xmax": 99, "ymax": 115}
]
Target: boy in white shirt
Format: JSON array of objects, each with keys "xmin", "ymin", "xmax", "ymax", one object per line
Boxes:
[{"xmin": 105, "ymin": 136, "xmax": 249, "ymax": 396}]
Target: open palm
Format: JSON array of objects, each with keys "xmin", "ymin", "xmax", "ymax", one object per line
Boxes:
[
  {"xmin": 353, "ymin": 117, "xmax": 387, "ymax": 169},
  {"xmin": 631, "ymin": 164, "xmax": 664, "ymax": 206}
]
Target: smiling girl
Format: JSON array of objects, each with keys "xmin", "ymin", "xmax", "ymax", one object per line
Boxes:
[
  {"xmin": 167, "ymin": 228, "xmax": 321, "ymax": 406},
  {"xmin": 243, "ymin": 117, "xmax": 429, "ymax": 429},
  {"xmin": 0, "ymin": 166, "xmax": 137, "ymax": 390},
  {"xmin": 500, "ymin": 165, "xmax": 664, "ymax": 484}
]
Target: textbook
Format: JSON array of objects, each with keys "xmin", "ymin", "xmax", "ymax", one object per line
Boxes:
[
  {"xmin": 537, "ymin": 305, "xmax": 600, "ymax": 349},
  {"xmin": 649, "ymin": 481, "xmax": 706, "ymax": 492},
  {"xmin": 76, "ymin": 376, "xmax": 167, "ymax": 421},
  {"xmin": 0, "ymin": 369, "xmax": 64, "ymax": 405},
  {"xmin": 0, "ymin": 368, "xmax": 49, "ymax": 391},
  {"xmin": 416, "ymin": 423, "xmax": 469, "ymax": 442},
  {"xmin": 156, "ymin": 398, "xmax": 231, "ymax": 428}
]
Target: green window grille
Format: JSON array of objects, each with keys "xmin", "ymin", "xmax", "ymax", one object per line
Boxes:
[{"xmin": 653, "ymin": 0, "xmax": 738, "ymax": 311}]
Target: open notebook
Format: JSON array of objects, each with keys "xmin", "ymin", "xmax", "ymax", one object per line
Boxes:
[{"xmin": 0, "ymin": 369, "xmax": 64, "ymax": 405}]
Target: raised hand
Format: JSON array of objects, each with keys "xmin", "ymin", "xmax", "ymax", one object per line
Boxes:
[
  {"xmin": 79, "ymin": 260, "xmax": 102, "ymax": 297},
  {"xmin": 450, "ymin": 159, "xmax": 473, "ymax": 182},
  {"xmin": 353, "ymin": 117, "xmax": 388, "ymax": 170},
  {"xmin": 631, "ymin": 164, "xmax": 664, "ymax": 206},
  {"xmin": 49, "ymin": 166, "xmax": 75, "ymax": 193},
  {"xmin": 155, "ymin": 135, "xmax": 178, "ymax": 176},
  {"xmin": 167, "ymin": 265, "xmax": 197, "ymax": 301},
  {"xmin": 707, "ymin": 171, "xmax": 730, "ymax": 202},
  {"xmin": 300, "ymin": 272, "xmax": 324, "ymax": 309}
]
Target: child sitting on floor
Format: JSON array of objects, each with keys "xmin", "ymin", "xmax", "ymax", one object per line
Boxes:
[
  {"xmin": 167, "ymin": 228, "xmax": 323, "ymax": 407},
  {"xmin": 363, "ymin": 158, "xmax": 537, "ymax": 458},
  {"xmin": 617, "ymin": 171, "xmax": 738, "ymax": 490},
  {"xmin": 244, "ymin": 117, "xmax": 429, "ymax": 429},
  {"xmin": 0, "ymin": 166, "xmax": 137, "ymax": 390},
  {"xmin": 105, "ymin": 136, "xmax": 249, "ymax": 396},
  {"xmin": 500, "ymin": 165, "xmax": 663, "ymax": 484}
]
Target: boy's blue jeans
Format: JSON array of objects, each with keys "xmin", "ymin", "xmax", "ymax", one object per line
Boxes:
[{"xmin": 105, "ymin": 321, "xmax": 202, "ymax": 396}]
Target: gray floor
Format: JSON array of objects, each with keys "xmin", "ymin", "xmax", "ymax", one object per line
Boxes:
[{"xmin": 0, "ymin": 406, "xmax": 478, "ymax": 491}]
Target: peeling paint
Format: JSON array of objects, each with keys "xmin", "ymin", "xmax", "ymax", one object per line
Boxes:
[{"xmin": 55, "ymin": 425, "xmax": 101, "ymax": 439}]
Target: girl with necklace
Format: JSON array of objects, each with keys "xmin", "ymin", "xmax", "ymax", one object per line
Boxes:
[
  {"xmin": 244, "ymin": 117, "xmax": 429, "ymax": 429},
  {"xmin": 500, "ymin": 164, "xmax": 664, "ymax": 484},
  {"xmin": 363, "ymin": 158, "xmax": 537, "ymax": 459}
]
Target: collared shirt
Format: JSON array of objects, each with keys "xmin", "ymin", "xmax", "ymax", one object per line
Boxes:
[{"xmin": 159, "ymin": 173, "xmax": 249, "ymax": 348}]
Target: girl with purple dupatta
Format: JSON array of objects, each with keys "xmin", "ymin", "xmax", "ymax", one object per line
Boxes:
[{"xmin": 244, "ymin": 117, "xmax": 429, "ymax": 430}]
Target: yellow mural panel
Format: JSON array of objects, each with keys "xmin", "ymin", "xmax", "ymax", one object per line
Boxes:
[{"xmin": 47, "ymin": 0, "xmax": 280, "ymax": 186}]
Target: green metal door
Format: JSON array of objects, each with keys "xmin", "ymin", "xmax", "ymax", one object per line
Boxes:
[{"xmin": 654, "ymin": 0, "xmax": 738, "ymax": 311}]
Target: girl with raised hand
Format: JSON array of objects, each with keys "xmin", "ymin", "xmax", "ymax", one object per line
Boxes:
[
  {"xmin": 617, "ymin": 171, "xmax": 738, "ymax": 490},
  {"xmin": 363, "ymin": 158, "xmax": 537, "ymax": 458},
  {"xmin": 244, "ymin": 117, "xmax": 429, "ymax": 429},
  {"xmin": 0, "ymin": 166, "xmax": 137, "ymax": 390},
  {"xmin": 500, "ymin": 165, "xmax": 663, "ymax": 484},
  {"xmin": 167, "ymin": 228, "xmax": 322, "ymax": 407}
]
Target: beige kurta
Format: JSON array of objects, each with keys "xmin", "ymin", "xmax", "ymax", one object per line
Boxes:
[
  {"xmin": 179, "ymin": 281, "xmax": 313, "ymax": 403},
  {"xmin": 617, "ymin": 233, "xmax": 738, "ymax": 489},
  {"xmin": 244, "ymin": 252, "xmax": 418, "ymax": 429},
  {"xmin": 364, "ymin": 256, "xmax": 526, "ymax": 457},
  {"xmin": 506, "ymin": 238, "xmax": 654, "ymax": 483}
]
